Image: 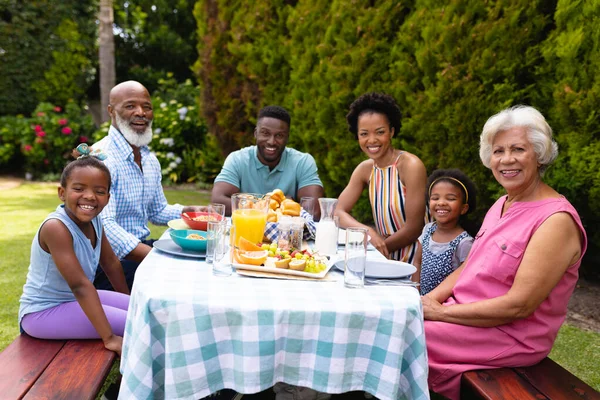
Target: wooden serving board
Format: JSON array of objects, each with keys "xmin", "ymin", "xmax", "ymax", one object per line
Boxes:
[{"xmin": 235, "ymin": 269, "xmax": 338, "ymax": 282}]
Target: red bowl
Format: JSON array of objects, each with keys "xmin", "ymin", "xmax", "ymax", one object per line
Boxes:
[{"xmin": 181, "ymin": 211, "xmax": 224, "ymax": 231}]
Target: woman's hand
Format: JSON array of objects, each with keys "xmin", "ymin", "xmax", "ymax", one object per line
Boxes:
[
  {"xmin": 368, "ymin": 229, "xmax": 390, "ymax": 258},
  {"xmin": 422, "ymin": 295, "xmax": 445, "ymax": 321},
  {"xmin": 103, "ymin": 334, "xmax": 123, "ymax": 356}
]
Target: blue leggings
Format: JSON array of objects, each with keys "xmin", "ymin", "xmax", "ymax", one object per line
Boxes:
[{"xmin": 21, "ymin": 290, "xmax": 130, "ymax": 339}]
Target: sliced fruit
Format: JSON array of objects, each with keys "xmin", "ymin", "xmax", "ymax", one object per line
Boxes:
[
  {"xmin": 264, "ymin": 257, "xmax": 278, "ymax": 268},
  {"xmin": 237, "ymin": 250, "xmax": 268, "ymax": 266},
  {"xmin": 274, "ymin": 258, "xmax": 291, "ymax": 269},
  {"xmin": 289, "ymin": 259, "xmax": 306, "ymax": 271},
  {"xmin": 232, "ymin": 248, "xmax": 244, "ymax": 264},
  {"xmin": 239, "ymin": 236, "xmax": 263, "ymax": 252}
]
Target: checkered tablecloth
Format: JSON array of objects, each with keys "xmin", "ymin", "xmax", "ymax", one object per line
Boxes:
[{"xmin": 119, "ymin": 233, "xmax": 429, "ymax": 400}]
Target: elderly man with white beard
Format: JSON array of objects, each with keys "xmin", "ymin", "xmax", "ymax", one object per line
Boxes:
[{"xmin": 92, "ymin": 81, "xmax": 201, "ymax": 291}]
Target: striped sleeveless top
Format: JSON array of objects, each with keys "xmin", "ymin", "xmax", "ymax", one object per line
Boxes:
[{"xmin": 368, "ymin": 152, "xmax": 425, "ymax": 263}]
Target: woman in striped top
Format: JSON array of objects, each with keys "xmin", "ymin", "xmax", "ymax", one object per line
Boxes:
[{"xmin": 336, "ymin": 93, "xmax": 428, "ymax": 263}]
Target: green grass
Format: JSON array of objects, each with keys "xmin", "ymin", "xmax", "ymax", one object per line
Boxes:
[
  {"xmin": 1, "ymin": 183, "xmax": 599, "ymax": 393},
  {"xmin": 0, "ymin": 182, "xmax": 210, "ymax": 350}
]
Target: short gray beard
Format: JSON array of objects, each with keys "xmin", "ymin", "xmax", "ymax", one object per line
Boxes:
[{"xmin": 115, "ymin": 113, "xmax": 153, "ymax": 147}]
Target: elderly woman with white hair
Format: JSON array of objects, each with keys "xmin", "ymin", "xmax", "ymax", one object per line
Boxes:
[{"xmin": 422, "ymin": 106, "xmax": 587, "ymax": 400}]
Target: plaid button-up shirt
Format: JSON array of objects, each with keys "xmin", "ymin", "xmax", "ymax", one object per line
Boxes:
[{"xmin": 95, "ymin": 126, "xmax": 183, "ymax": 259}]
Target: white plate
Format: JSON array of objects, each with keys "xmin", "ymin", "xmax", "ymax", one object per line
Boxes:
[
  {"xmin": 168, "ymin": 218, "xmax": 190, "ymax": 230},
  {"xmin": 337, "ymin": 228, "xmax": 374, "ymax": 249},
  {"xmin": 233, "ymin": 255, "xmax": 339, "ymax": 279},
  {"xmin": 333, "ymin": 258, "xmax": 416, "ymax": 279},
  {"xmin": 153, "ymin": 239, "xmax": 206, "ymax": 259}
]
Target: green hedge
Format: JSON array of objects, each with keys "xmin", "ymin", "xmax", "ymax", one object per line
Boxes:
[{"xmin": 195, "ymin": 0, "xmax": 600, "ymax": 280}]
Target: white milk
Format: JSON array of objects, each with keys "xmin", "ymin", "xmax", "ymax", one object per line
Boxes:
[{"xmin": 315, "ymin": 220, "xmax": 338, "ymax": 255}]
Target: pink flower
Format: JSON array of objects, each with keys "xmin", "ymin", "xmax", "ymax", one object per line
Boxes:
[
  {"xmin": 36, "ymin": 131, "xmax": 46, "ymax": 137},
  {"xmin": 79, "ymin": 136, "xmax": 89, "ymax": 143},
  {"xmin": 34, "ymin": 125, "xmax": 42, "ymax": 132},
  {"xmin": 54, "ymin": 106, "xmax": 62, "ymax": 112},
  {"xmin": 24, "ymin": 145, "xmax": 33, "ymax": 152},
  {"xmin": 37, "ymin": 112, "xmax": 45, "ymax": 117},
  {"xmin": 35, "ymin": 137, "xmax": 44, "ymax": 144},
  {"xmin": 58, "ymin": 118, "xmax": 68, "ymax": 126},
  {"xmin": 44, "ymin": 159, "xmax": 50, "ymax": 165},
  {"xmin": 62, "ymin": 127, "xmax": 72, "ymax": 135}
]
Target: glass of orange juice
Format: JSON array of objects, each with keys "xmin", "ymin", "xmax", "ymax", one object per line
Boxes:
[{"xmin": 231, "ymin": 193, "xmax": 270, "ymax": 247}]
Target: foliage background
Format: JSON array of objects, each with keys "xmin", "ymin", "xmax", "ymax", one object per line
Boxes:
[
  {"xmin": 194, "ymin": 0, "xmax": 600, "ymax": 280},
  {"xmin": 1, "ymin": 0, "xmax": 599, "ymax": 278}
]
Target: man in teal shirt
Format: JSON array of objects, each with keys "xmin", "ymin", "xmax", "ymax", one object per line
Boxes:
[{"xmin": 211, "ymin": 105, "xmax": 324, "ymax": 216}]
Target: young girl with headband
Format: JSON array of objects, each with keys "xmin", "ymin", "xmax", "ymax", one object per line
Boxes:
[
  {"xmin": 414, "ymin": 169, "xmax": 477, "ymax": 294},
  {"xmin": 19, "ymin": 144, "xmax": 129, "ymax": 355}
]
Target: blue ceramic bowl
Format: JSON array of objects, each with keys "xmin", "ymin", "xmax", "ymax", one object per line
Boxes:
[{"xmin": 169, "ymin": 229, "xmax": 208, "ymax": 252}]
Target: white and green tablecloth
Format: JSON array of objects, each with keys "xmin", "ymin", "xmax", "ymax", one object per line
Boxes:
[{"xmin": 119, "ymin": 235, "xmax": 429, "ymax": 400}]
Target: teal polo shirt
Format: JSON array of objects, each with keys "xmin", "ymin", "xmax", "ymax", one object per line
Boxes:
[{"xmin": 214, "ymin": 146, "xmax": 323, "ymax": 199}]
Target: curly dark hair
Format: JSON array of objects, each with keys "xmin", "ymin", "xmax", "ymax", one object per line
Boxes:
[
  {"xmin": 346, "ymin": 92, "xmax": 402, "ymax": 138},
  {"xmin": 258, "ymin": 105, "xmax": 291, "ymax": 126},
  {"xmin": 60, "ymin": 156, "xmax": 112, "ymax": 191},
  {"xmin": 426, "ymin": 168, "xmax": 477, "ymax": 216}
]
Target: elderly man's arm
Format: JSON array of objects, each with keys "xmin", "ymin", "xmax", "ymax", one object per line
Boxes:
[
  {"xmin": 423, "ymin": 212, "xmax": 583, "ymax": 327},
  {"xmin": 146, "ymin": 171, "xmax": 183, "ymax": 226},
  {"xmin": 100, "ymin": 177, "xmax": 145, "ymax": 260}
]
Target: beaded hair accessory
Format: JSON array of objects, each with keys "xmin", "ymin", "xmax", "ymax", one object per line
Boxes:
[
  {"xmin": 75, "ymin": 143, "xmax": 107, "ymax": 161},
  {"xmin": 428, "ymin": 177, "xmax": 469, "ymax": 203}
]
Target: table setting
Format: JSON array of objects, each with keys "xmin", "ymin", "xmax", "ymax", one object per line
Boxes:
[{"xmin": 118, "ymin": 194, "xmax": 429, "ymax": 400}]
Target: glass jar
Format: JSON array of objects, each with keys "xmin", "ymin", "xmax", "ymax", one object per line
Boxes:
[
  {"xmin": 290, "ymin": 217, "xmax": 304, "ymax": 250},
  {"xmin": 277, "ymin": 218, "xmax": 292, "ymax": 251}
]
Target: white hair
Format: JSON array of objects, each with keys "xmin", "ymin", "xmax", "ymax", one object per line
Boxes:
[
  {"xmin": 479, "ymin": 105, "xmax": 558, "ymax": 174},
  {"xmin": 115, "ymin": 113, "xmax": 153, "ymax": 147}
]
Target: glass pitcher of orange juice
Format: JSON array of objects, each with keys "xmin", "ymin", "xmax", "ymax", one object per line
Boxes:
[{"xmin": 231, "ymin": 193, "xmax": 270, "ymax": 247}]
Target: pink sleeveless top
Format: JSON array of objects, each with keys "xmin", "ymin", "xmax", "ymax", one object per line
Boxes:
[
  {"xmin": 450, "ymin": 195, "xmax": 587, "ymax": 349},
  {"xmin": 425, "ymin": 195, "xmax": 587, "ymax": 400}
]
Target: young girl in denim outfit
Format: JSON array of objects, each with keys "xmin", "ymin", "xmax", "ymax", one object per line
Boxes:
[{"xmin": 414, "ymin": 169, "xmax": 477, "ymax": 295}]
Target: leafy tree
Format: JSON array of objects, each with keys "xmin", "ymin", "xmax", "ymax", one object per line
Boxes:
[
  {"xmin": 0, "ymin": 0, "xmax": 97, "ymax": 116},
  {"xmin": 539, "ymin": 0, "xmax": 600, "ymax": 279},
  {"xmin": 113, "ymin": 0, "xmax": 198, "ymax": 90}
]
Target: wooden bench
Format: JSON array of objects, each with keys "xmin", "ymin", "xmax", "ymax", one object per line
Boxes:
[
  {"xmin": 0, "ymin": 333, "xmax": 116, "ymax": 400},
  {"xmin": 461, "ymin": 357, "xmax": 600, "ymax": 400}
]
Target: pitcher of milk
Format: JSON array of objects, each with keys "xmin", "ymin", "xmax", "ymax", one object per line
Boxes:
[{"xmin": 314, "ymin": 198, "xmax": 339, "ymax": 256}]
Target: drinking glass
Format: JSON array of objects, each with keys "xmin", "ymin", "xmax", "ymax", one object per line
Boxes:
[
  {"xmin": 300, "ymin": 197, "xmax": 315, "ymax": 216},
  {"xmin": 209, "ymin": 203, "xmax": 226, "ymax": 221},
  {"xmin": 206, "ymin": 220, "xmax": 223, "ymax": 266},
  {"xmin": 344, "ymin": 227, "xmax": 368, "ymax": 288},
  {"xmin": 212, "ymin": 222, "xmax": 232, "ymax": 277},
  {"xmin": 231, "ymin": 193, "xmax": 270, "ymax": 247}
]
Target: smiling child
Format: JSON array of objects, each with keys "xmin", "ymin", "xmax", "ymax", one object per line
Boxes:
[
  {"xmin": 19, "ymin": 151, "xmax": 130, "ymax": 355},
  {"xmin": 414, "ymin": 169, "xmax": 477, "ymax": 294}
]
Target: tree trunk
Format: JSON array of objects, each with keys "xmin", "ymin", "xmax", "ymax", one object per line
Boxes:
[{"xmin": 99, "ymin": 0, "xmax": 115, "ymax": 124}]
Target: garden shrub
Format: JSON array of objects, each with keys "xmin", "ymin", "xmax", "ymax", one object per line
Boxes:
[
  {"xmin": 0, "ymin": 0, "xmax": 97, "ymax": 116},
  {"xmin": 0, "ymin": 115, "xmax": 28, "ymax": 173},
  {"xmin": 20, "ymin": 102, "xmax": 96, "ymax": 179},
  {"xmin": 194, "ymin": 0, "xmax": 600, "ymax": 277},
  {"xmin": 537, "ymin": 0, "xmax": 600, "ymax": 279}
]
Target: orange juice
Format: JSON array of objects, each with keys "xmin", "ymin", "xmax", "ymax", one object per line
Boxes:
[{"xmin": 232, "ymin": 209, "xmax": 267, "ymax": 246}]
